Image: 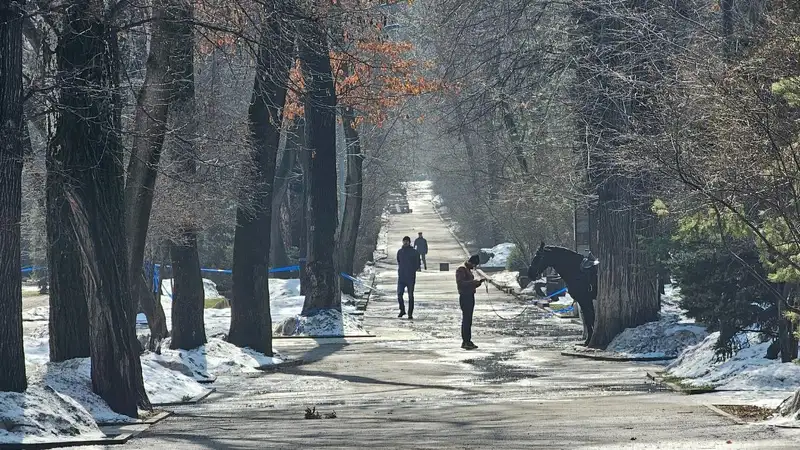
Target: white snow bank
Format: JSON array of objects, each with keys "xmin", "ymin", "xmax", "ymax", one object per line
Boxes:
[
  {"xmin": 161, "ymin": 278, "xmax": 221, "ymax": 299},
  {"xmin": 606, "ymin": 318, "xmax": 708, "ymax": 358},
  {"xmin": 667, "ymin": 332, "xmax": 800, "ymax": 391},
  {"xmin": 274, "ymin": 309, "xmax": 365, "ymax": 336},
  {"xmin": 151, "ymin": 337, "xmax": 284, "ymax": 381},
  {"xmin": 28, "ymin": 356, "xmax": 210, "ymax": 424},
  {"xmin": 0, "ymin": 386, "xmax": 104, "ymax": 444},
  {"xmin": 480, "ymin": 243, "xmax": 516, "ymax": 268},
  {"xmin": 138, "ymin": 278, "xmax": 316, "ymax": 336},
  {"xmin": 486, "ymin": 270, "xmax": 520, "ymax": 288},
  {"xmin": 22, "ymin": 306, "xmax": 48, "ymax": 322}
]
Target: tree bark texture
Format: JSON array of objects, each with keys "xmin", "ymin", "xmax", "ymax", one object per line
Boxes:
[
  {"xmin": 269, "ymin": 125, "xmax": 301, "ymax": 275},
  {"xmin": 299, "ymin": 16, "xmax": 341, "ymax": 314},
  {"xmin": 124, "ymin": 0, "xmax": 176, "ymax": 345},
  {"xmin": 167, "ymin": 0, "xmax": 206, "ymax": 350},
  {"xmin": 0, "ymin": 0, "xmax": 28, "ymax": 392},
  {"xmin": 336, "ymin": 107, "xmax": 364, "ymax": 296},
  {"xmin": 55, "ymin": 1, "xmax": 150, "ymax": 415},
  {"xmin": 573, "ymin": 0, "xmax": 660, "ymax": 348},
  {"xmin": 298, "ymin": 129, "xmax": 310, "ymax": 296},
  {"xmin": 229, "ymin": 1, "xmax": 294, "ymax": 354},
  {"xmin": 170, "ymin": 230, "xmax": 206, "ymax": 349},
  {"xmin": 588, "ymin": 177, "xmax": 659, "ymax": 347}
]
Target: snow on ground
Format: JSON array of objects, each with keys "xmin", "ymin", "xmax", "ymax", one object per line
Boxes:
[
  {"xmin": 487, "ymin": 270, "xmax": 520, "ymax": 288},
  {"xmin": 605, "ymin": 318, "xmax": 708, "ymax": 359},
  {"xmin": 22, "ymin": 306, "xmax": 49, "ymax": 322},
  {"xmin": 0, "ymin": 386, "xmax": 104, "ymax": 445},
  {"xmin": 480, "ymin": 243, "xmax": 516, "ymax": 269},
  {"xmin": 26, "ymin": 356, "xmax": 210, "ymax": 424},
  {"xmin": 151, "ymin": 338, "xmax": 284, "ymax": 382},
  {"xmin": 666, "ymin": 331, "xmax": 800, "ymax": 391},
  {"xmin": 274, "ymin": 309, "xmax": 366, "ymax": 336}
]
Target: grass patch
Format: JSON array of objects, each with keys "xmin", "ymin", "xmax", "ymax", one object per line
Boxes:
[
  {"xmin": 21, "ymin": 289, "xmax": 45, "ymax": 298},
  {"xmin": 204, "ymin": 297, "xmax": 229, "ymax": 309},
  {"xmin": 659, "ymin": 375, "xmax": 717, "ymax": 394},
  {"xmin": 714, "ymin": 404, "xmax": 775, "ymax": 422}
]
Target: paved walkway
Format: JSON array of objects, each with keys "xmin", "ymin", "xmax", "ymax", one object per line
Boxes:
[{"xmin": 87, "ymin": 183, "xmax": 800, "ymax": 449}]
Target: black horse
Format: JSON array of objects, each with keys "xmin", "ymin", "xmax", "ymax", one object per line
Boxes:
[{"xmin": 527, "ymin": 242, "xmax": 598, "ymax": 345}]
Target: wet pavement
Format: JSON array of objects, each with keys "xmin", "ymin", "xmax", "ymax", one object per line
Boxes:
[{"xmin": 79, "ymin": 182, "xmax": 800, "ymax": 449}]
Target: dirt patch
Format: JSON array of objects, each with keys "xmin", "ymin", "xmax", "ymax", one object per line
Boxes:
[{"xmin": 713, "ymin": 404, "xmax": 775, "ymax": 422}]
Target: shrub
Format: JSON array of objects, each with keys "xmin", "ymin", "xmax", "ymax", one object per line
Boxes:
[
  {"xmin": 670, "ymin": 218, "xmax": 778, "ymax": 359},
  {"xmin": 507, "ymin": 244, "xmax": 530, "ymax": 273}
]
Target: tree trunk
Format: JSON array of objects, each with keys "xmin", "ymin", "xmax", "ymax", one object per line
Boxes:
[
  {"xmin": 588, "ymin": 177, "xmax": 659, "ymax": 348},
  {"xmin": 269, "ymin": 129, "xmax": 300, "ymax": 275},
  {"xmin": 170, "ymin": 229, "xmax": 206, "ymax": 349},
  {"xmin": 124, "ymin": 0, "xmax": 175, "ymax": 344},
  {"xmin": 229, "ymin": 0, "xmax": 294, "ymax": 354},
  {"xmin": 572, "ymin": 0, "xmax": 661, "ymax": 348},
  {"xmin": 336, "ymin": 107, "xmax": 364, "ymax": 296},
  {"xmin": 55, "ymin": 1, "xmax": 150, "ymax": 415},
  {"xmin": 167, "ymin": 0, "xmax": 206, "ymax": 350},
  {"xmin": 0, "ymin": 0, "xmax": 27, "ymax": 392},
  {"xmin": 298, "ymin": 129, "xmax": 310, "ymax": 296},
  {"xmin": 299, "ymin": 15, "xmax": 341, "ymax": 314}
]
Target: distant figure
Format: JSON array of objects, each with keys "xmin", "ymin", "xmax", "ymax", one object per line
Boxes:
[
  {"xmin": 414, "ymin": 232, "xmax": 428, "ymax": 271},
  {"xmin": 456, "ymin": 254, "xmax": 484, "ymax": 350},
  {"xmin": 397, "ymin": 236, "xmax": 421, "ymax": 320}
]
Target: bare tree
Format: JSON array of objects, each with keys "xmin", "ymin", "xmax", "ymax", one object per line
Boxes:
[
  {"xmin": 299, "ymin": 4, "xmax": 341, "ymax": 314},
  {"xmin": 167, "ymin": 0, "xmax": 206, "ymax": 350},
  {"xmin": 229, "ymin": 0, "xmax": 295, "ymax": 354},
  {"xmin": 0, "ymin": 0, "xmax": 28, "ymax": 393},
  {"xmin": 52, "ymin": 0, "xmax": 149, "ymax": 416}
]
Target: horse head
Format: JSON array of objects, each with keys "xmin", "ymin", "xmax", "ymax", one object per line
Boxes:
[{"xmin": 527, "ymin": 242, "xmax": 549, "ymax": 281}]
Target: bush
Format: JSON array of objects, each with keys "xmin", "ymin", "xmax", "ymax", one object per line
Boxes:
[
  {"xmin": 670, "ymin": 225, "xmax": 777, "ymax": 359},
  {"xmin": 506, "ymin": 244, "xmax": 530, "ymax": 273}
]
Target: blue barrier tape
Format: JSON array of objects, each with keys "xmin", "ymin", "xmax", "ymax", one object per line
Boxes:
[{"xmin": 21, "ymin": 266, "xmax": 46, "ymax": 273}]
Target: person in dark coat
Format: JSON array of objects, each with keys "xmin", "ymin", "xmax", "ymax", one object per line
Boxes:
[
  {"xmin": 414, "ymin": 232, "xmax": 428, "ymax": 271},
  {"xmin": 456, "ymin": 254, "xmax": 484, "ymax": 350},
  {"xmin": 397, "ymin": 236, "xmax": 421, "ymax": 319}
]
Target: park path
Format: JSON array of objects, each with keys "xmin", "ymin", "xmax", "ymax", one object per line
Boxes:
[{"xmin": 84, "ymin": 183, "xmax": 799, "ymax": 449}]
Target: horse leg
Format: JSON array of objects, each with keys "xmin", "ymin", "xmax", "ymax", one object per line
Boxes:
[{"xmin": 580, "ymin": 298, "xmax": 596, "ymax": 346}]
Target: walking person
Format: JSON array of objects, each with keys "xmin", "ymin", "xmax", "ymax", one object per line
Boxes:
[
  {"xmin": 414, "ymin": 232, "xmax": 428, "ymax": 271},
  {"xmin": 397, "ymin": 236, "xmax": 421, "ymax": 320},
  {"xmin": 456, "ymin": 254, "xmax": 484, "ymax": 350}
]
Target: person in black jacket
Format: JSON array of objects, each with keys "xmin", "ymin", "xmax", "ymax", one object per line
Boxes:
[
  {"xmin": 397, "ymin": 236, "xmax": 421, "ymax": 319},
  {"xmin": 414, "ymin": 232, "xmax": 428, "ymax": 271}
]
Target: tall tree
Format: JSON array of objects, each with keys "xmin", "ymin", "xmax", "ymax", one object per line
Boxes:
[
  {"xmin": 54, "ymin": 0, "xmax": 149, "ymax": 415},
  {"xmin": 335, "ymin": 106, "xmax": 364, "ymax": 296},
  {"xmin": 0, "ymin": 0, "xmax": 27, "ymax": 393},
  {"xmin": 168, "ymin": 0, "xmax": 206, "ymax": 350},
  {"xmin": 299, "ymin": 8, "xmax": 341, "ymax": 314},
  {"xmin": 229, "ymin": 0, "xmax": 294, "ymax": 354},
  {"xmin": 572, "ymin": 0, "xmax": 660, "ymax": 348},
  {"xmin": 124, "ymin": 0, "xmax": 177, "ymax": 349}
]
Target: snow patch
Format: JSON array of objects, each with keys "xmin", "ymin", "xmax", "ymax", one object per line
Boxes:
[
  {"xmin": 606, "ymin": 318, "xmax": 708, "ymax": 359},
  {"xmin": 480, "ymin": 243, "xmax": 516, "ymax": 268},
  {"xmin": 22, "ymin": 306, "xmax": 49, "ymax": 322},
  {"xmin": 151, "ymin": 338, "xmax": 284, "ymax": 381},
  {"xmin": 486, "ymin": 270, "xmax": 520, "ymax": 288},
  {"xmin": 666, "ymin": 332, "xmax": 800, "ymax": 391},
  {"xmin": 27, "ymin": 356, "xmax": 210, "ymax": 424},
  {"xmin": 0, "ymin": 386, "xmax": 104, "ymax": 445},
  {"xmin": 274, "ymin": 309, "xmax": 365, "ymax": 337}
]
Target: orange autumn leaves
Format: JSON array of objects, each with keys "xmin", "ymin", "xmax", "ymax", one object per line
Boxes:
[{"xmin": 285, "ymin": 40, "xmax": 442, "ymax": 126}]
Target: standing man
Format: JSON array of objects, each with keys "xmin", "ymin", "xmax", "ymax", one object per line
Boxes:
[
  {"xmin": 414, "ymin": 232, "xmax": 428, "ymax": 271},
  {"xmin": 397, "ymin": 236, "xmax": 421, "ymax": 319},
  {"xmin": 456, "ymin": 254, "xmax": 484, "ymax": 350}
]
